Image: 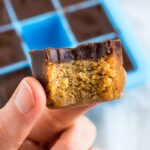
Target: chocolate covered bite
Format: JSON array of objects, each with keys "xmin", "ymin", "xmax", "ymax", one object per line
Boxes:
[
  {"xmin": 11, "ymin": 0, "xmax": 55, "ymax": 20},
  {"xmin": 66, "ymin": 5, "xmax": 115, "ymax": 41},
  {"xmin": 60, "ymin": 0, "xmax": 85, "ymax": 7},
  {"xmin": 30, "ymin": 40, "xmax": 125, "ymax": 108},
  {"xmin": 0, "ymin": 68, "xmax": 31, "ymax": 108},
  {"xmin": 0, "ymin": 1, "xmax": 11, "ymax": 26},
  {"xmin": 0, "ymin": 30, "xmax": 26, "ymax": 67}
]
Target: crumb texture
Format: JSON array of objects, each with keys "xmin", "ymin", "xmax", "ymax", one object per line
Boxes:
[{"xmin": 46, "ymin": 55, "xmax": 125, "ymax": 108}]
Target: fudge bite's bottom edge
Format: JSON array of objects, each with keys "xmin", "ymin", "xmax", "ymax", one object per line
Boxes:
[{"xmin": 30, "ymin": 39, "xmax": 126, "ymax": 109}]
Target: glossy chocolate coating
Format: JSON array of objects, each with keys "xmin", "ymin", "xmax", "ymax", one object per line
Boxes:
[{"xmin": 30, "ymin": 40, "xmax": 123, "ymax": 64}]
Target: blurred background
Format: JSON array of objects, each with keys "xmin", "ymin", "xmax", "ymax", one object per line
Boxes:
[
  {"xmin": 0, "ymin": 0, "xmax": 150, "ymax": 150},
  {"xmin": 91, "ymin": 0, "xmax": 150, "ymax": 150}
]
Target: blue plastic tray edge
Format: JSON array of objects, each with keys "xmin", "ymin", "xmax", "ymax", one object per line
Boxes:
[{"xmin": 101, "ymin": 0, "xmax": 149, "ymax": 89}]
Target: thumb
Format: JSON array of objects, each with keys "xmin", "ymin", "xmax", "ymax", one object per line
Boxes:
[{"xmin": 0, "ymin": 77, "xmax": 46, "ymax": 150}]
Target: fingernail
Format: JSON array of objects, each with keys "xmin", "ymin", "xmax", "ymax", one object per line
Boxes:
[{"xmin": 15, "ymin": 80, "xmax": 35, "ymax": 114}]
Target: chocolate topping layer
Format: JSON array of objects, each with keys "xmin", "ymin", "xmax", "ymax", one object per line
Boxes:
[{"xmin": 30, "ymin": 40, "xmax": 122, "ymax": 64}]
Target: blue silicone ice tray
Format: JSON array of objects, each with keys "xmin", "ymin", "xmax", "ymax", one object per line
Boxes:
[{"xmin": 0, "ymin": 0, "xmax": 148, "ymax": 89}]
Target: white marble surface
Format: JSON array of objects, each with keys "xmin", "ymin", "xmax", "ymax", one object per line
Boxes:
[{"xmin": 89, "ymin": 1, "xmax": 150, "ymax": 149}]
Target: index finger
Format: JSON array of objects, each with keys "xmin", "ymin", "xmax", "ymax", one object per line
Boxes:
[{"xmin": 28, "ymin": 103, "xmax": 97, "ymax": 144}]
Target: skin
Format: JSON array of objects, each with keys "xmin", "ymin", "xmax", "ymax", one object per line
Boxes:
[{"xmin": 0, "ymin": 77, "xmax": 100, "ymax": 150}]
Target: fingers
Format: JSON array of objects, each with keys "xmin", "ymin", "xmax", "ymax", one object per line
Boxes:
[
  {"xmin": 19, "ymin": 140, "xmax": 44, "ymax": 150},
  {"xmin": 0, "ymin": 77, "xmax": 46, "ymax": 150},
  {"xmin": 29, "ymin": 103, "xmax": 97, "ymax": 143},
  {"xmin": 51, "ymin": 116, "xmax": 97, "ymax": 150}
]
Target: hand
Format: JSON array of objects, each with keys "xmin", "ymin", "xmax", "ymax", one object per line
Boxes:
[{"xmin": 0, "ymin": 77, "xmax": 100, "ymax": 150}]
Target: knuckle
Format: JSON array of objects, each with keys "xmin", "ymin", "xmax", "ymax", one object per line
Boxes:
[{"xmin": 44, "ymin": 111, "xmax": 68, "ymax": 130}]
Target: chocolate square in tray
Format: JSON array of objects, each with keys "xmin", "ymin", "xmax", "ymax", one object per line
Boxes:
[
  {"xmin": 60, "ymin": 0, "xmax": 85, "ymax": 7},
  {"xmin": 66, "ymin": 5, "xmax": 115, "ymax": 41},
  {"xmin": 29, "ymin": 40, "xmax": 126, "ymax": 108},
  {"xmin": 122, "ymin": 48, "xmax": 134, "ymax": 71},
  {"xmin": 11, "ymin": 0, "xmax": 55, "ymax": 20},
  {"xmin": 0, "ymin": 30, "xmax": 26, "ymax": 68},
  {"xmin": 0, "ymin": 68, "xmax": 31, "ymax": 108},
  {"xmin": 0, "ymin": 1, "xmax": 11, "ymax": 26}
]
